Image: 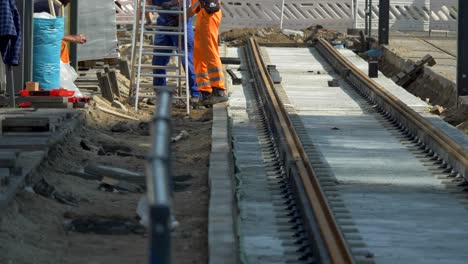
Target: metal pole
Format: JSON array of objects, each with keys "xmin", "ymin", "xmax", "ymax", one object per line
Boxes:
[
  {"xmin": 368, "ymin": 0, "xmax": 372, "ymax": 39},
  {"xmin": 148, "ymin": 88, "xmax": 172, "ymax": 264},
  {"xmin": 458, "ymin": 0, "xmax": 468, "ymax": 96},
  {"xmin": 6, "ymin": 66, "xmax": 15, "ymax": 107},
  {"xmin": 280, "ymin": 0, "xmax": 285, "ymax": 30},
  {"xmin": 378, "ymin": 0, "xmax": 389, "ymax": 45},
  {"xmin": 351, "ymin": 0, "xmax": 356, "ymax": 29},
  {"xmin": 183, "ymin": 0, "xmax": 190, "ymax": 114},
  {"xmin": 364, "ymin": 0, "xmax": 369, "ymax": 35},
  {"xmin": 130, "ymin": 0, "xmax": 138, "ymax": 71},
  {"xmin": 134, "ymin": 0, "xmax": 146, "ymax": 110},
  {"xmin": 24, "ymin": 0, "xmax": 34, "ymax": 82},
  {"xmin": 13, "ymin": 0, "xmax": 24, "ymax": 93},
  {"xmin": 70, "ymin": 0, "xmax": 79, "ymax": 69}
]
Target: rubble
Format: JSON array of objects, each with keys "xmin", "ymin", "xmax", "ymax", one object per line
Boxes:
[
  {"xmin": 111, "ymin": 121, "xmax": 132, "ymax": 133},
  {"xmin": 84, "ymin": 164, "xmax": 145, "ymax": 184},
  {"xmin": 64, "ymin": 214, "xmax": 145, "ymax": 235},
  {"xmin": 33, "ymin": 178, "xmax": 79, "ymax": 207},
  {"xmin": 430, "ymin": 105, "xmax": 445, "ymax": 115},
  {"xmin": 112, "ymin": 101, "xmax": 129, "ymax": 112},
  {"xmin": 171, "ymin": 130, "xmax": 189, "ymax": 143},
  {"xmin": 99, "ymin": 176, "xmax": 144, "ymax": 193},
  {"xmin": 221, "ymin": 26, "xmax": 348, "ymax": 47}
]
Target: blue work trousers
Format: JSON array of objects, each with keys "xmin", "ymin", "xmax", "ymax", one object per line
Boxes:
[{"xmin": 152, "ymin": 18, "xmax": 199, "ymax": 97}]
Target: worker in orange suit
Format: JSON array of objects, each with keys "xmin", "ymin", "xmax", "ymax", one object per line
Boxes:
[{"xmin": 188, "ymin": 0, "xmax": 227, "ymax": 105}]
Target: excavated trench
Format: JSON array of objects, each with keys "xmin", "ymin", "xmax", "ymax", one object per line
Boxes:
[{"xmin": 378, "ymin": 47, "xmax": 468, "ymax": 133}]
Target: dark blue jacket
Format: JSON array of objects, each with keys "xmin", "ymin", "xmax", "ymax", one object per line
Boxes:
[{"xmin": 0, "ymin": 0, "xmax": 22, "ymax": 65}]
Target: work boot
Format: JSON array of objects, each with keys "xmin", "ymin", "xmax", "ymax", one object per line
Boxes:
[
  {"xmin": 190, "ymin": 96, "xmax": 202, "ymax": 108},
  {"xmin": 202, "ymin": 88, "xmax": 228, "ymax": 105}
]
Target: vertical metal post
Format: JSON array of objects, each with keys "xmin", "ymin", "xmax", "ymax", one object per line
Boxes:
[
  {"xmin": 24, "ymin": 0, "xmax": 34, "ymax": 82},
  {"xmin": 130, "ymin": 0, "xmax": 139, "ymax": 73},
  {"xmin": 364, "ymin": 0, "xmax": 369, "ymax": 35},
  {"xmin": 458, "ymin": 1, "xmax": 468, "ymax": 96},
  {"xmin": 13, "ymin": 0, "xmax": 24, "ymax": 93},
  {"xmin": 148, "ymin": 88, "xmax": 173, "ymax": 264},
  {"xmin": 280, "ymin": 0, "xmax": 285, "ymax": 30},
  {"xmin": 183, "ymin": 0, "xmax": 190, "ymax": 114},
  {"xmin": 70, "ymin": 0, "xmax": 79, "ymax": 69},
  {"xmin": 368, "ymin": 0, "xmax": 372, "ymax": 39},
  {"xmin": 6, "ymin": 66, "xmax": 15, "ymax": 107},
  {"xmin": 378, "ymin": 0, "xmax": 389, "ymax": 45},
  {"xmin": 134, "ymin": 0, "xmax": 146, "ymax": 110}
]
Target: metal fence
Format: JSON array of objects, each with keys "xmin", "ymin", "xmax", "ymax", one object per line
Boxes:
[
  {"xmin": 354, "ymin": 0, "xmax": 430, "ymax": 31},
  {"xmin": 429, "ymin": 0, "xmax": 458, "ymax": 31},
  {"xmin": 118, "ymin": 0, "xmax": 458, "ymax": 33},
  {"xmin": 116, "ymin": 0, "xmax": 137, "ymax": 25},
  {"xmin": 354, "ymin": 0, "xmax": 458, "ymax": 32},
  {"xmin": 221, "ymin": 0, "xmax": 354, "ymax": 31}
]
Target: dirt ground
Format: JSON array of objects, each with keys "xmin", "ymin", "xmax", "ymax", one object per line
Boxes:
[
  {"xmin": 220, "ymin": 26, "xmax": 348, "ymax": 46},
  {"xmin": 0, "ymin": 97, "xmax": 212, "ymax": 263}
]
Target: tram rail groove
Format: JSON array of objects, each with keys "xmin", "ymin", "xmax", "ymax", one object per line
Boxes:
[
  {"xmin": 315, "ymin": 38, "xmax": 467, "ymax": 179},
  {"xmin": 245, "ymin": 38, "xmax": 354, "ymax": 264}
]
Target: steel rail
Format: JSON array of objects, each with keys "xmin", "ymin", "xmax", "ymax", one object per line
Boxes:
[
  {"xmin": 315, "ymin": 38, "xmax": 468, "ymax": 173},
  {"xmin": 246, "ymin": 38, "xmax": 354, "ymax": 264}
]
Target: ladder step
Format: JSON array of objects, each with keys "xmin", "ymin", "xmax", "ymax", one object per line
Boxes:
[
  {"xmin": 138, "ymin": 85, "xmax": 180, "ymax": 90},
  {"xmin": 141, "ymin": 45, "xmax": 179, "ymax": 50},
  {"xmin": 134, "ymin": 64, "xmax": 179, "ymax": 70},
  {"xmin": 142, "ymin": 51, "xmax": 185, "ymax": 57},
  {"xmin": 144, "ymin": 25, "xmax": 181, "ymax": 31},
  {"xmin": 138, "ymin": 94, "xmax": 189, "ymax": 100},
  {"xmin": 143, "ymin": 6, "xmax": 184, "ymax": 15},
  {"xmin": 141, "ymin": 74, "xmax": 186, "ymax": 78},
  {"xmin": 144, "ymin": 30, "xmax": 184, "ymax": 36}
]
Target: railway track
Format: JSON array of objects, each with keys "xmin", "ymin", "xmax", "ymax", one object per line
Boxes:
[{"xmin": 227, "ymin": 38, "xmax": 468, "ymax": 264}]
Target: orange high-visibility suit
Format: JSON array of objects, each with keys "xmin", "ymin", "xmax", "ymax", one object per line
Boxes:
[
  {"xmin": 61, "ymin": 41, "xmax": 70, "ymax": 63},
  {"xmin": 192, "ymin": 1, "xmax": 225, "ymax": 93}
]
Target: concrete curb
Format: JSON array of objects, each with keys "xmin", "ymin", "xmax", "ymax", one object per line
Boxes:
[{"xmin": 208, "ymin": 103, "xmax": 237, "ymax": 264}]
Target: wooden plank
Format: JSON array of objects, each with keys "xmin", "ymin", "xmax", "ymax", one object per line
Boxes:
[
  {"xmin": 84, "ymin": 164, "xmax": 145, "ymax": 184},
  {"xmin": 2, "ymin": 117, "xmax": 50, "ymax": 128},
  {"xmin": 76, "ymin": 84, "xmax": 100, "ymax": 91},
  {"xmin": 17, "ymin": 96, "xmax": 68, "ymax": 103},
  {"xmin": 0, "ymin": 137, "xmax": 49, "ymax": 151},
  {"xmin": 30, "ymin": 102, "xmax": 74, "ymax": 109},
  {"xmin": 119, "ymin": 59, "xmax": 131, "ymax": 80},
  {"xmin": 0, "ymin": 150, "xmax": 19, "ymax": 168},
  {"xmin": 108, "ymin": 70, "xmax": 121, "ymax": 97},
  {"xmin": 100, "ymin": 74, "xmax": 115, "ymax": 103}
]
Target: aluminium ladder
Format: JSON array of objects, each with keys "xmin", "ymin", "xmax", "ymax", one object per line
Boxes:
[{"xmin": 129, "ymin": 0, "xmax": 190, "ymax": 114}]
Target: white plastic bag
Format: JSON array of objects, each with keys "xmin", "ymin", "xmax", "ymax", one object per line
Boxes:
[
  {"xmin": 33, "ymin": 12, "xmax": 55, "ymax": 19},
  {"xmin": 136, "ymin": 196, "xmax": 149, "ymax": 228},
  {"xmin": 60, "ymin": 62, "xmax": 78, "ymax": 81},
  {"xmin": 60, "ymin": 62, "xmax": 82, "ymax": 97}
]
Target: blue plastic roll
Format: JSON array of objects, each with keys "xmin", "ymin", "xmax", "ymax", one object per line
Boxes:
[{"xmin": 33, "ymin": 17, "xmax": 64, "ymax": 90}]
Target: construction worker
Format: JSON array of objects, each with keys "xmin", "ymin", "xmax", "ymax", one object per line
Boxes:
[
  {"xmin": 188, "ymin": 0, "xmax": 227, "ymax": 104},
  {"xmin": 146, "ymin": 0, "xmax": 200, "ymax": 102}
]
